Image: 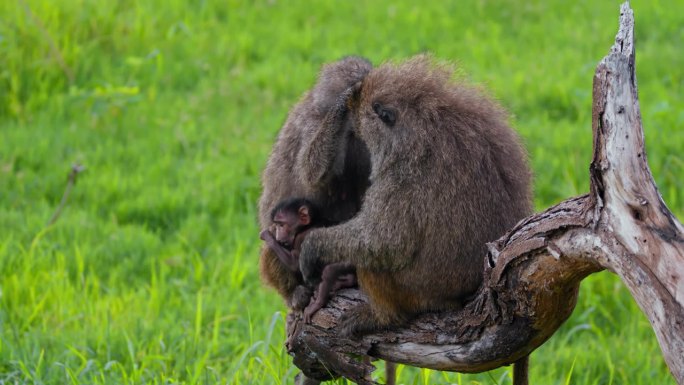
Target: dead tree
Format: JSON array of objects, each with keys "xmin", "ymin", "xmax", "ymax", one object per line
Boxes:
[{"xmin": 285, "ymin": 3, "xmax": 684, "ymax": 384}]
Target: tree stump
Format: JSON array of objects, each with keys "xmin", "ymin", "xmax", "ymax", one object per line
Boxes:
[{"xmin": 285, "ymin": 3, "xmax": 684, "ymax": 384}]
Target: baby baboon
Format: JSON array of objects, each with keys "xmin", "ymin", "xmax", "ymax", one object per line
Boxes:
[
  {"xmin": 258, "ymin": 56, "xmax": 372, "ymax": 309},
  {"xmin": 260, "ymin": 197, "xmax": 357, "ymax": 323},
  {"xmin": 300, "ymin": 55, "xmax": 533, "ymax": 336}
]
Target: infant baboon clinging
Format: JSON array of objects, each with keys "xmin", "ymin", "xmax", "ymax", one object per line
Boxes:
[
  {"xmin": 300, "ymin": 55, "xmax": 533, "ymax": 336},
  {"xmin": 258, "ymin": 56, "xmax": 372, "ymax": 309},
  {"xmin": 260, "ymin": 197, "xmax": 357, "ymax": 324}
]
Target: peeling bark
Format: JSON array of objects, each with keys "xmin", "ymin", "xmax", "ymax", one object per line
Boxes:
[{"xmin": 285, "ymin": 3, "xmax": 684, "ymax": 384}]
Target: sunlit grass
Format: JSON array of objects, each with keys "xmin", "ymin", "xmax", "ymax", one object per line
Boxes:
[{"xmin": 1, "ymin": 0, "xmax": 682, "ymax": 383}]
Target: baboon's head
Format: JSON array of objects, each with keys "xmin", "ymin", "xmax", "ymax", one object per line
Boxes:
[
  {"xmin": 353, "ymin": 55, "xmax": 455, "ymax": 170},
  {"xmin": 353, "ymin": 55, "xmax": 510, "ymax": 175},
  {"xmin": 311, "ymin": 56, "xmax": 372, "ymax": 114}
]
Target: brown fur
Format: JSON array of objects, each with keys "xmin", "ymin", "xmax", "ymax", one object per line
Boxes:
[
  {"xmin": 258, "ymin": 56, "xmax": 372, "ymax": 306},
  {"xmin": 300, "ymin": 55, "xmax": 533, "ymax": 335}
]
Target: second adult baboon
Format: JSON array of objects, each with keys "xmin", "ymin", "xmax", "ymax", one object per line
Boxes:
[
  {"xmin": 258, "ymin": 56, "xmax": 372, "ymax": 309},
  {"xmin": 300, "ymin": 55, "xmax": 533, "ymax": 336}
]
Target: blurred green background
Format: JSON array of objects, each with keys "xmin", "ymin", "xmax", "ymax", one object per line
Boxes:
[{"xmin": 1, "ymin": 0, "xmax": 682, "ymax": 384}]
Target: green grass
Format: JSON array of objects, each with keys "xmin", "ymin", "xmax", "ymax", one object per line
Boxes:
[{"xmin": 1, "ymin": 0, "xmax": 682, "ymax": 383}]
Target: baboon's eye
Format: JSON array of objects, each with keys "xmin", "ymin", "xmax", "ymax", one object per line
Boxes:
[{"xmin": 372, "ymin": 102, "xmax": 397, "ymax": 127}]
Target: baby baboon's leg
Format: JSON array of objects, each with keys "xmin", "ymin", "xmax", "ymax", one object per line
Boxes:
[{"xmin": 303, "ymin": 263, "xmax": 355, "ymax": 323}]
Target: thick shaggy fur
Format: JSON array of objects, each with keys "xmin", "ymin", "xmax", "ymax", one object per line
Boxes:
[
  {"xmin": 300, "ymin": 56, "xmax": 533, "ymax": 334},
  {"xmin": 258, "ymin": 57, "xmax": 372, "ymax": 305}
]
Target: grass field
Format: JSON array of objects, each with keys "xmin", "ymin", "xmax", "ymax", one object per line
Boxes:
[{"xmin": 1, "ymin": 0, "xmax": 683, "ymax": 384}]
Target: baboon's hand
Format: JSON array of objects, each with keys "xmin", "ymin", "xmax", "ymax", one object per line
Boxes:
[
  {"xmin": 299, "ymin": 251, "xmax": 319, "ymax": 286},
  {"xmin": 321, "ymin": 85, "xmax": 355, "ymax": 131},
  {"xmin": 289, "ymin": 285, "xmax": 312, "ymax": 311},
  {"xmin": 311, "ymin": 56, "xmax": 371, "ymax": 113},
  {"xmin": 259, "ymin": 229, "xmax": 273, "ymax": 242},
  {"xmin": 299, "ymin": 240, "xmax": 324, "ymax": 286},
  {"xmin": 319, "ymin": 73, "xmax": 364, "ymax": 127},
  {"xmin": 336, "ymin": 81, "xmax": 363, "ymax": 113}
]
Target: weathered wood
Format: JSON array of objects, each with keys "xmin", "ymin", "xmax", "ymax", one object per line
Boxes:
[
  {"xmin": 286, "ymin": 197, "xmax": 602, "ymax": 384},
  {"xmin": 589, "ymin": 3, "xmax": 684, "ymax": 378},
  {"xmin": 285, "ymin": 3, "xmax": 684, "ymax": 384}
]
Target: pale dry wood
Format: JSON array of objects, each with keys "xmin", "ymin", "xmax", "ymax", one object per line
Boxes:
[
  {"xmin": 589, "ymin": 3, "xmax": 684, "ymax": 378},
  {"xmin": 285, "ymin": 3, "xmax": 684, "ymax": 384}
]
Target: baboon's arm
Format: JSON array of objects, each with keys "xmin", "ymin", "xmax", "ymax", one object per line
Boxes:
[
  {"xmin": 299, "ymin": 208, "xmax": 415, "ymax": 283},
  {"xmin": 296, "ymin": 88, "xmax": 354, "ymax": 189}
]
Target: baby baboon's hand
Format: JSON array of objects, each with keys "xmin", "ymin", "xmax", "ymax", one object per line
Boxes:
[
  {"xmin": 259, "ymin": 229, "xmax": 272, "ymax": 242},
  {"xmin": 289, "ymin": 285, "xmax": 312, "ymax": 311}
]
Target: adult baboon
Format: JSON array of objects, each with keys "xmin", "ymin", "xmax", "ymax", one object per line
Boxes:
[{"xmin": 299, "ymin": 56, "xmax": 533, "ymax": 336}]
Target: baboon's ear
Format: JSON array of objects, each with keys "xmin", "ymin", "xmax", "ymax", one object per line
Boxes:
[{"xmin": 298, "ymin": 206, "xmax": 311, "ymax": 225}]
